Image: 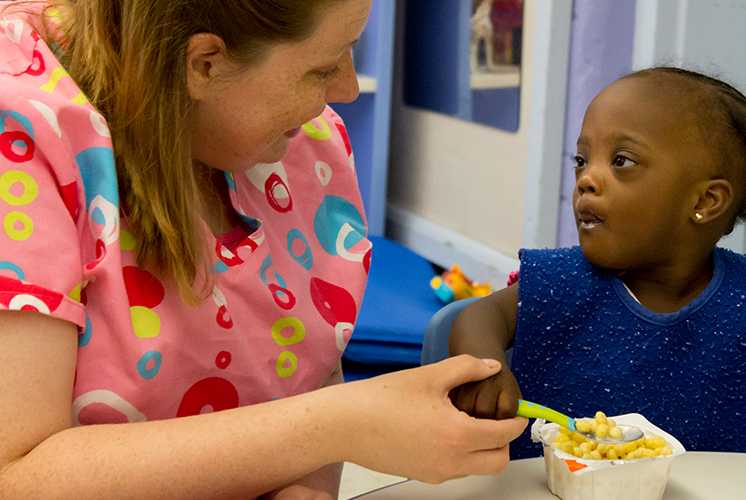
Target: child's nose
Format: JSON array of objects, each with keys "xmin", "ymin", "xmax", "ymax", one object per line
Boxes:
[{"xmin": 575, "ymin": 166, "xmax": 601, "ymax": 195}]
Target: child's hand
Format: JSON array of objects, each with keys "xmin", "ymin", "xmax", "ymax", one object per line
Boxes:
[{"xmin": 448, "ymin": 367, "xmax": 522, "ymax": 421}]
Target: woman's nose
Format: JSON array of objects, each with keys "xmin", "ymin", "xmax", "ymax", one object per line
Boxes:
[{"xmin": 326, "ymin": 50, "xmax": 359, "ymax": 104}]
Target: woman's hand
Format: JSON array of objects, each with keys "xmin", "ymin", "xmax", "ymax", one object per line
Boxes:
[
  {"xmin": 333, "ymin": 355, "xmax": 527, "ymax": 484},
  {"xmin": 261, "ymin": 484, "xmax": 334, "ymax": 500},
  {"xmin": 448, "ymin": 366, "xmax": 522, "ymax": 420}
]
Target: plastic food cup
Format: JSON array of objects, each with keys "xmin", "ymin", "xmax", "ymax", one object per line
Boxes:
[{"xmin": 531, "ymin": 413, "xmax": 686, "ymax": 500}]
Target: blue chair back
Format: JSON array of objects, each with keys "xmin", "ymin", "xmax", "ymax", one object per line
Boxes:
[{"xmin": 421, "ymin": 296, "xmax": 512, "ymax": 367}]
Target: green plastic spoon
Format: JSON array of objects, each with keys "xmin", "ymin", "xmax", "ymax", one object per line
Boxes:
[{"xmin": 516, "ymin": 399, "xmax": 644, "ymax": 444}]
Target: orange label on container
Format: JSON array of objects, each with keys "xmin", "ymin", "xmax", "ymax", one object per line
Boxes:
[{"xmin": 562, "ymin": 459, "xmax": 589, "ymax": 473}]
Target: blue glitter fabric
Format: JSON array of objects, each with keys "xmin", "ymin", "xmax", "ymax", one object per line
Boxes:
[{"xmin": 508, "ymin": 246, "xmax": 746, "ymax": 459}]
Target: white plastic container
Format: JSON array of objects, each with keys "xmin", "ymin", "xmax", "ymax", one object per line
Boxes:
[{"xmin": 532, "ymin": 413, "xmax": 686, "ymax": 500}]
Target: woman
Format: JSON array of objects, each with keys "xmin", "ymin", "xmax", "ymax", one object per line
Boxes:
[{"xmin": 0, "ymin": 1, "xmax": 527, "ymax": 498}]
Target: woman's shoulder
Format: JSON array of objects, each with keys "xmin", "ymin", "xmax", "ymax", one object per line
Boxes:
[
  {"xmin": 0, "ymin": 2, "xmax": 51, "ymax": 75},
  {"xmin": 1, "ymin": 6, "xmax": 113, "ymax": 180}
]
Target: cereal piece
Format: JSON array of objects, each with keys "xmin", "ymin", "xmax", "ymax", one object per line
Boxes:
[
  {"xmin": 606, "ymin": 448, "xmax": 619, "ymax": 460},
  {"xmin": 559, "ymin": 427, "xmax": 573, "ymax": 436},
  {"xmin": 608, "ymin": 426, "xmax": 623, "ymax": 440},
  {"xmin": 571, "ymin": 432, "xmax": 588, "ymax": 443},
  {"xmin": 589, "ymin": 419, "xmax": 599, "ymax": 432},
  {"xmin": 579, "ymin": 442, "xmax": 594, "ymax": 454},
  {"xmin": 622, "ymin": 441, "xmax": 638, "ymax": 454},
  {"xmin": 658, "ymin": 445, "xmax": 673, "ymax": 456},
  {"xmin": 595, "ymin": 423, "xmax": 610, "ymax": 439},
  {"xmin": 607, "ymin": 418, "xmax": 616, "ymax": 429},
  {"xmin": 555, "ymin": 434, "xmax": 571, "ymax": 443},
  {"xmin": 595, "ymin": 411, "xmax": 607, "ymax": 424},
  {"xmin": 596, "ymin": 443, "xmax": 611, "ymax": 455},
  {"xmin": 575, "ymin": 419, "xmax": 591, "ymax": 433},
  {"xmin": 645, "ymin": 436, "xmax": 666, "ymax": 449},
  {"xmin": 638, "ymin": 448, "xmax": 656, "ymax": 458},
  {"xmin": 590, "ymin": 450, "xmax": 603, "ymax": 460},
  {"xmin": 553, "ymin": 441, "xmax": 575, "ymax": 455}
]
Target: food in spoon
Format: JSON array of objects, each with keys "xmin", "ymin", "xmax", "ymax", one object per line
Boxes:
[{"xmin": 551, "ymin": 412, "xmax": 674, "ymax": 460}]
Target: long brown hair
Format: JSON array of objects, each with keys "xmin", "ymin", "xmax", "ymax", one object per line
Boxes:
[{"xmin": 5, "ymin": 0, "xmax": 338, "ymax": 303}]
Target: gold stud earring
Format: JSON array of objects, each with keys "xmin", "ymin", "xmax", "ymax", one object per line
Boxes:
[{"xmin": 695, "ymin": 213, "xmax": 704, "ymax": 221}]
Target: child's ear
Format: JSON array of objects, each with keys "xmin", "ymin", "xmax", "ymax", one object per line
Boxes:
[
  {"xmin": 692, "ymin": 179, "xmax": 735, "ymax": 224},
  {"xmin": 186, "ymin": 33, "xmax": 229, "ymax": 100}
]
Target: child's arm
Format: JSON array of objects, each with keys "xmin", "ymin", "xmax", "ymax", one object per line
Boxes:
[{"xmin": 448, "ymin": 283, "xmax": 521, "ymax": 421}]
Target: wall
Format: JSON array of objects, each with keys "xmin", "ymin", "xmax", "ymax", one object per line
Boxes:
[
  {"xmin": 556, "ymin": 0, "xmax": 636, "ymax": 248},
  {"xmin": 386, "ymin": 0, "xmax": 571, "ymax": 287}
]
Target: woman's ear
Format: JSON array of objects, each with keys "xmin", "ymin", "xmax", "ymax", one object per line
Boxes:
[
  {"xmin": 186, "ymin": 33, "xmax": 228, "ymax": 100},
  {"xmin": 692, "ymin": 178, "xmax": 735, "ymax": 224}
]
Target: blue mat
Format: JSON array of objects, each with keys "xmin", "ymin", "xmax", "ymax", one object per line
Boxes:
[{"xmin": 344, "ymin": 236, "xmax": 445, "ymax": 369}]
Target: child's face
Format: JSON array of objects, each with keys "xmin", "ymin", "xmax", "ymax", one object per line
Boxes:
[{"xmin": 572, "ymin": 75, "xmax": 716, "ymax": 271}]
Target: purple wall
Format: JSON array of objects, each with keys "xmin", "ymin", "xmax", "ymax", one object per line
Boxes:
[{"xmin": 556, "ymin": 0, "xmax": 637, "ymax": 248}]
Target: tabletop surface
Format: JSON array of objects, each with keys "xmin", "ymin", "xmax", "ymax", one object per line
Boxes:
[{"xmin": 351, "ymin": 452, "xmax": 746, "ymax": 499}]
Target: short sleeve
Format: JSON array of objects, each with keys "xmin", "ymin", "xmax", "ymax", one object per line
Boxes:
[{"xmin": 0, "ymin": 16, "xmax": 93, "ymax": 327}]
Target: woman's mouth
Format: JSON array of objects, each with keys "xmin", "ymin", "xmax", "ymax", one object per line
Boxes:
[{"xmin": 284, "ymin": 127, "xmax": 302, "ymax": 138}]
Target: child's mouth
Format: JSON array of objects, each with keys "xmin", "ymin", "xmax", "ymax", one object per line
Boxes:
[{"xmin": 577, "ymin": 210, "xmax": 603, "ymax": 229}]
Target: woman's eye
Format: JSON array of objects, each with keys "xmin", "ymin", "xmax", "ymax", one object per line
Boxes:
[
  {"xmin": 612, "ymin": 155, "xmax": 636, "ymax": 167},
  {"xmin": 317, "ymin": 66, "xmax": 341, "ymax": 79}
]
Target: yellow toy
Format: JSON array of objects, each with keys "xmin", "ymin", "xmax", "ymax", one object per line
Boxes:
[{"xmin": 430, "ymin": 264, "xmax": 491, "ymax": 303}]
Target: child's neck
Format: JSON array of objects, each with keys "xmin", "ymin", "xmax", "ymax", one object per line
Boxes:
[{"xmin": 619, "ymin": 253, "xmax": 715, "ymax": 314}]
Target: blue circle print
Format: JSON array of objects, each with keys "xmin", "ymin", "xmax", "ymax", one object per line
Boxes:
[{"xmin": 313, "ymin": 196, "xmax": 366, "ymax": 256}]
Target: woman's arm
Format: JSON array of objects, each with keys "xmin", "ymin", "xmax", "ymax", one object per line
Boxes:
[
  {"xmin": 0, "ymin": 310, "xmax": 526, "ymax": 499},
  {"xmin": 448, "ymin": 284, "xmax": 522, "ymax": 420},
  {"xmin": 260, "ymin": 362, "xmax": 346, "ymax": 500}
]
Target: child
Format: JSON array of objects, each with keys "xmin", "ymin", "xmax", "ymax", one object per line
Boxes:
[{"xmin": 449, "ymin": 67, "xmax": 746, "ymax": 459}]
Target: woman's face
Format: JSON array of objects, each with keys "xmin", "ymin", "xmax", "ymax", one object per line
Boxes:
[{"xmin": 187, "ymin": 0, "xmax": 372, "ymax": 172}]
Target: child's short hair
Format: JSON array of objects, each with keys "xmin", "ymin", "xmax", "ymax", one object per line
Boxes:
[{"xmin": 624, "ymin": 67, "xmax": 746, "ymax": 234}]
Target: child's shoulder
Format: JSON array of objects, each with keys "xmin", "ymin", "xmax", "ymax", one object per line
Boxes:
[
  {"xmin": 517, "ymin": 246, "xmax": 604, "ymax": 288},
  {"xmin": 518, "ymin": 246, "xmax": 590, "ymax": 271},
  {"xmin": 714, "ymin": 246, "xmax": 746, "ymax": 279}
]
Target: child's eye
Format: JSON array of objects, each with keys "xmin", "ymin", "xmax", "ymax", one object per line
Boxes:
[
  {"xmin": 612, "ymin": 155, "xmax": 636, "ymax": 168},
  {"xmin": 572, "ymin": 155, "xmax": 586, "ymax": 168}
]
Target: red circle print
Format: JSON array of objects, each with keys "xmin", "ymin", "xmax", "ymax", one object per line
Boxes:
[
  {"xmin": 26, "ymin": 49, "xmax": 46, "ymax": 76},
  {"xmin": 122, "ymin": 266, "xmax": 165, "ymax": 308},
  {"xmin": 265, "ymin": 172, "xmax": 293, "ymax": 213},
  {"xmin": 215, "ymin": 351, "xmax": 232, "ymax": 369},
  {"xmin": 176, "ymin": 377, "xmax": 239, "ymax": 417},
  {"xmin": 309, "ymin": 278, "xmax": 357, "ymax": 326},
  {"xmin": 335, "ymin": 122, "xmax": 352, "ymax": 156},
  {"xmin": 0, "ymin": 131, "xmax": 35, "ymax": 163},
  {"xmin": 216, "ymin": 304, "xmax": 234, "ymax": 329},
  {"xmin": 363, "ymin": 247, "xmax": 372, "ymax": 275},
  {"xmin": 268, "ymin": 283, "xmax": 297, "ymax": 310}
]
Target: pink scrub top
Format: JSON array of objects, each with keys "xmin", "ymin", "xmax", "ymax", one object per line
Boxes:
[{"xmin": 0, "ymin": 7, "xmax": 371, "ymax": 424}]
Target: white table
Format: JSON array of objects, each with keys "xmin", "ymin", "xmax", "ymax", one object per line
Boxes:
[{"xmin": 350, "ymin": 452, "xmax": 746, "ymax": 499}]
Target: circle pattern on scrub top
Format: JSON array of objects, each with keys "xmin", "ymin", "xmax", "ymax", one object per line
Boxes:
[
  {"xmin": 313, "ymin": 196, "xmax": 366, "ymax": 259},
  {"xmin": 72, "ymin": 389, "xmax": 146, "ymax": 426},
  {"xmin": 176, "ymin": 377, "xmax": 239, "ymax": 417},
  {"xmin": 122, "ymin": 267, "xmax": 166, "ymax": 375},
  {"xmin": 309, "ymin": 277, "xmax": 357, "ymax": 327},
  {"xmin": 0, "ymin": 274, "xmax": 63, "ymax": 313},
  {"xmin": 287, "ymin": 229, "xmax": 314, "ymax": 270}
]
